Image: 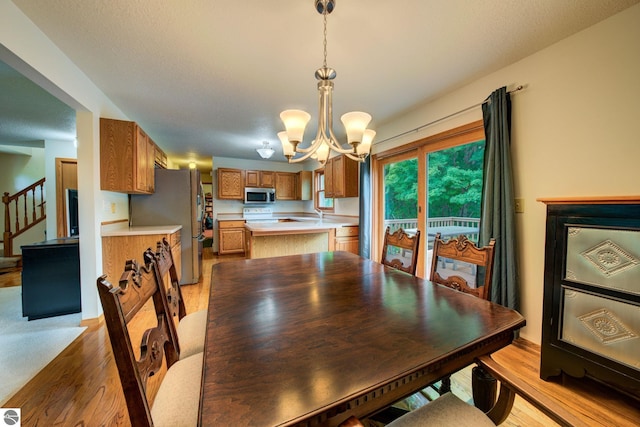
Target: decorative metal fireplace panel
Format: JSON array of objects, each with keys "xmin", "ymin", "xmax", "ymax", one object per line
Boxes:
[
  {"xmin": 540, "ymin": 199, "xmax": 640, "ymax": 401},
  {"xmin": 565, "ymin": 227, "xmax": 640, "ymax": 294},
  {"xmin": 561, "ymin": 288, "xmax": 639, "ymax": 369}
]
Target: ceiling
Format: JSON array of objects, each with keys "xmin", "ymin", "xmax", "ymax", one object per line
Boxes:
[{"xmin": 2, "ymin": 0, "xmax": 638, "ymax": 169}]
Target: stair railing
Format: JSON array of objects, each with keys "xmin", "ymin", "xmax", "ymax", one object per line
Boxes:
[{"xmin": 2, "ymin": 177, "xmax": 46, "ymax": 257}]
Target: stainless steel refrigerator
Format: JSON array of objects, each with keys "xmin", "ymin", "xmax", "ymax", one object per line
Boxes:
[{"xmin": 130, "ymin": 168, "xmax": 204, "ymax": 284}]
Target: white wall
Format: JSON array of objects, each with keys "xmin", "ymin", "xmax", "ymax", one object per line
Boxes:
[
  {"xmin": 373, "ymin": 4, "xmax": 640, "ymax": 343},
  {"xmin": 1, "ymin": 1, "xmax": 129, "ymax": 320}
]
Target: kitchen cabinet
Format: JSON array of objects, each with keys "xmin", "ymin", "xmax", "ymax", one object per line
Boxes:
[
  {"xmin": 325, "ymin": 155, "xmax": 359, "ymax": 198},
  {"xmin": 154, "ymin": 144, "xmax": 167, "ymax": 168},
  {"xmin": 246, "ymin": 170, "xmax": 275, "ymax": 188},
  {"xmin": 335, "ymin": 226, "xmax": 359, "ymax": 255},
  {"xmin": 100, "ymin": 118, "xmax": 156, "ymax": 194},
  {"xmin": 275, "ymin": 172, "xmax": 297, "ymax": 200},
  {"xmin": 297, "ymin": 171, "xmax": 312, "ymax": 201},
  {"xmin": 217, "ymin": 168, "xmax": 245, "ymax": 200},
  {"xmin": 102, "ymin": 229, "xmax": 182, "ymax": 286},
  {"xmin": 218, "ymin": 220, "xmax": 246, "ymax": 255}
]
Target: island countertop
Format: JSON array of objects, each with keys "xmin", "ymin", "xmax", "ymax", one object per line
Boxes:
[{"xmin": 244, "ymin": 218, "xmax": 357, "ymax": 235}]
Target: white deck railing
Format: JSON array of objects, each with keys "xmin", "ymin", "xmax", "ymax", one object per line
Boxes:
[{"xmin": 384, "ymin": 217, "xmax": 480, "ymax": 246}]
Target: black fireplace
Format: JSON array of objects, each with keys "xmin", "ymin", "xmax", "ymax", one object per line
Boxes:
[{"xmin": 540, "ymin": 198, "xmax": 640, "ymax": 401}]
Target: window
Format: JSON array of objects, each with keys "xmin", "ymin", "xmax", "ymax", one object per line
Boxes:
[{"xmin": 314, "ymin": 169, "xmax": 334, "ymax": 211}]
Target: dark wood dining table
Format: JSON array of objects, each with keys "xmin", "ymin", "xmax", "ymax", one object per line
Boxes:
[{"xmin": 199, "ymin": 251, "xmax": 525, "ymax": 426}]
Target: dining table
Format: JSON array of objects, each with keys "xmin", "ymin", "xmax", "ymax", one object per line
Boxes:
[{"xmin": 199, "ymin": 251, "xmax": 525, "ymax": 426}]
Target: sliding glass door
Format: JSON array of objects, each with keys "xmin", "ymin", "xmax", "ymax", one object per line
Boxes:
[
  {"xmin": 424, "ymin": 141, "xmax": 484, "ymax": 274},
  {"xmin": 383, "ymin": 156, "xmax": 419, "ymax": 235},
  {"xmin": 373, "ymin": 121, "xmax": 486, "ymax": 278}
]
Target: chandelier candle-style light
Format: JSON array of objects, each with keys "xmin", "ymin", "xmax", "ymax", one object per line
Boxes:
[{"xmin": 278, "ymin": 0, "xmax": 375, "ymax": 165}]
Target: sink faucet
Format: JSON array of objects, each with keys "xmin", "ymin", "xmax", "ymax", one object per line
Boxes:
[{"xmin": 314, "ymin": 209, "xmax": 323, "ymax": 221}]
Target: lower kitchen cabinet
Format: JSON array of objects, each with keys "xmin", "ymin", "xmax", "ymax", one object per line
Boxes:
[
  {"xmin": 335, "ymin": 226, "xmax": 359, "ymax": 255},
  {"xmin": 218, "ymin": 220, "xmax": 246, "ymax": 255},
  {"xmin": 102, "ymin": 229, "xmax": 182, "ymax": 285}
]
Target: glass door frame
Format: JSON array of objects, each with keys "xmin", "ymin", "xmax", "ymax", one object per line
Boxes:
[{"xmin": 371, "ymin": 120, "xmax": 485, "ymax": 278}]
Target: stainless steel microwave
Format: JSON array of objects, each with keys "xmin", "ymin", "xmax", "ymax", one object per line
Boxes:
[{"xmin": 244, "ymin": 187, "xmax": 276, "ymax": 204}]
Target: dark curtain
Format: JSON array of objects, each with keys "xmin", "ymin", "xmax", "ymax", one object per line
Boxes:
[
  {"xmin": 479, "ymin": 87, "xmax": 519, "ymax": 310},
  {"xmin": 359, "ymin": 156, "xmax": 371, "ymax": 259}
]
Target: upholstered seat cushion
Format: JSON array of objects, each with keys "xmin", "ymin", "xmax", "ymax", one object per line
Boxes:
[
  {"xmin": 177, "ymin": 309, "xmax": 207, "ymax": 359},
  {"xmin": 386, "ymin": 392, "xmax": 495, "ymax": 427},
  {"xmin": 151, "ymin": 352, "xmax": 204, "ymax": 427}
]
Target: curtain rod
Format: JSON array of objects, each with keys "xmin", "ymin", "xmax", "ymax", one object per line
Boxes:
[{"xmin": 376, "ymin": 85, "xmax": 524, "ymax": 145}]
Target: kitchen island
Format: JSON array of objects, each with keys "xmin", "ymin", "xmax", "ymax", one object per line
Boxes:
[{"xmin": 244, "ymin": 219, "xmax": 358, "ymax": 259}]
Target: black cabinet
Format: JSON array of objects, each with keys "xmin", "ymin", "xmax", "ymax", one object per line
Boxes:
[
  {"xmin": 21, "ymin": 238, "xmax": 81, "ymax": 320},
  {"xmin": 540, "ymin": 200, "xmax": 640, "ymax": 400}
]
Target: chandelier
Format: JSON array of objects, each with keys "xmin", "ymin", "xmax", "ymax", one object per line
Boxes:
[{"xmin": 278, "ymin": 0, "xmax": 375, "ymax": 165}]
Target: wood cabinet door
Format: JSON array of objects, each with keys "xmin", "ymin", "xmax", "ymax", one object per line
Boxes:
[
  {"xmin": 217, "ymin": 168, "xmax": 245, "ymax": 199},
  {"xmin": 246, "ymin": 170, "xmax": 259, "ymax": 187},
  {"xmin": 260, "ymin": 171, "xmax": 275, "ymax": 188},
  {"xmin": 326, "ymin": 155, "xmax": 359, "ymax": 198},
  {"xmin": 332, "ymin": 156, "xmax": 345, "ymax": 197},
  {"xmin": 134, "ymin": 127, "xmax": 155, "ymax": 193},
  {"xmin": 335, "ymin": 237, "xmax": 359, "ymax": 254},
  {"xmin": 275, "ymin": 172, "xmax": 296, "ymax": 200},
  {"xmin": 325, "ymin": 158, "xmax": 334, "ymax": 198},
  {"xmin": 219, "ymin": 228, "xmax": 245, "ymax": 254}
]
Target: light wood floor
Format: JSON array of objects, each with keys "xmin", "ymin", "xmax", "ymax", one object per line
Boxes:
[{"xmin": 0, "ymin": 249, "xmax": 605, "ymax": 426}]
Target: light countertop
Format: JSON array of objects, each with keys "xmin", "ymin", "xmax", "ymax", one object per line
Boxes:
[
  {"xmin": 101, "ymin": 223, "xmax": 182, "ymax": 237},
  {"xmin": 244, "ymin": 221, "xmax": 337, "ymax": 234},
  {"xmin": 217, "ymin": 213, "xmax": 358, "ymax": 227}
]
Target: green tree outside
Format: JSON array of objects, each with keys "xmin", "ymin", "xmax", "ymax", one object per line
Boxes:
[{"xmin": 384, "ymin": 140, "xmax": 485, "ymax": 220}]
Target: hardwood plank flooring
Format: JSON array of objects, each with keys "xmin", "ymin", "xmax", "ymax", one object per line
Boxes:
[{"xmin": 1, "ymin": 250, "xmax": 634, "ymax": 426}]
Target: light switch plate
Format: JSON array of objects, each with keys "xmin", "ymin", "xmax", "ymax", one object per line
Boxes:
[{"xmin": 514, "ymin": 198, "xmax": 524, "ymax": 213}]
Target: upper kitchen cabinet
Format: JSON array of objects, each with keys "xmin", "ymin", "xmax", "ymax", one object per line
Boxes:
[
  {"xmin": 275, "ymin": 172, "xmax": 297, "ymax": 200},
  {"xmin": 246, "ymin": 170, "xmax": 275, "ymax": 188},
  {"xmin": 154, "ymin": 144, "xmax": 167, "ymax": 169},
  {"xmin": 217, "ymin": 168, "xmax": 245, "ymax": 200},
  {"xmin": 100, "ymin": 118, "xmax": 156, "ymax": 194},
  {"xmin": 325, "ymin": 155, "xmax": 359, "ymax": 198}
]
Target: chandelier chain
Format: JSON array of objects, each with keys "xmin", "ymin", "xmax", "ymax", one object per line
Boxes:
[{"xmin": 323, "ymin": 10, "xmax": 328, "ymax": 69}]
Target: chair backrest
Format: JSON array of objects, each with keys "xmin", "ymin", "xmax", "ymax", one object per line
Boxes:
[
  {"xmin": 381, "ymin": 227, "xmax": 421, "ymax": 275},
  {"xmin": 97, "ymin": 251, "xmax": 178, "ymax": 426},
  {"xmin": 429, "ymin": 233, "xmax": 496, "ymax": 300},
  {"xmin": 154, "ymin": 238, "xmax": 187, "ymax": 350}
]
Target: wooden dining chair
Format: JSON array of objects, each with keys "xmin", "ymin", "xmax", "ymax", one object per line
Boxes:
[
  {"xmin": 97, "ymin": 252, "xmax": 203, "ymax": 427},
  {"xmin": 153, "ymin": 238, "xmax": 207, "ymax": 360},
  {"xmin": 428, "ymin": 233, "xmax": 496, "ymax": 396},
  {"xmin": 381, "ymin": 227, "xmax": 421, "ymax": 275},
  {"xmin": 430, "ymin": 233, "xmax": 496, "ymax": 300}
]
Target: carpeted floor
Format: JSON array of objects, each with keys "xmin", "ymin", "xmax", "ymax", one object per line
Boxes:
[{"xmin": 0, "ymin": 286, "xmax": 86, "ymax": 405}]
